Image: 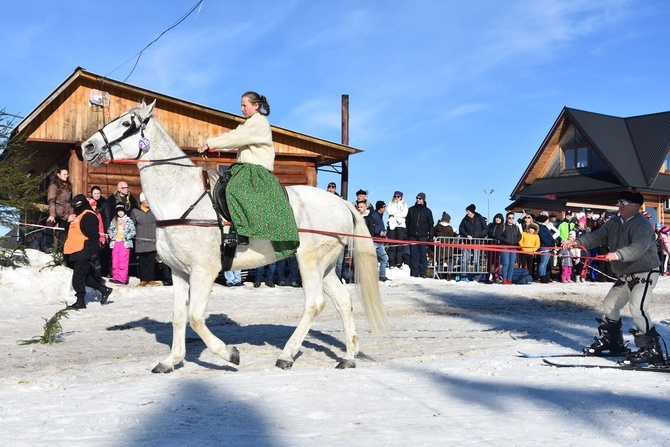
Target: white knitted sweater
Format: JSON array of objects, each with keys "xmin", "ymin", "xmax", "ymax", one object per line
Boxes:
[{"xmin": 206, "ymin": 113, "xmax": 275, "ymax": 172}]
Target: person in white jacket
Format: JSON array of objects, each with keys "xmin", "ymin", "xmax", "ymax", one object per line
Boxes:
[{"xmin": 386, "ymin": 190, "xmax": 408, "ymax": 268}]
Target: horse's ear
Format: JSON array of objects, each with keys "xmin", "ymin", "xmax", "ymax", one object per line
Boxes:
[{"xmin": 140, "ymin": 100, "xmax": 156, "ymax": 118}]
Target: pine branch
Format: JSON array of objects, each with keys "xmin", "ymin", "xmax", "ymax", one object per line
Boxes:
[
  {"xmin": 19, "ymin": 307, "xmax": 71, "ymax": 345},
  {"xmin": 0, "ymin": 244, "xmax": 29, "ymax": 269}
]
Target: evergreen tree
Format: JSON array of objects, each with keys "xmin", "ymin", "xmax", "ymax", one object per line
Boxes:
[{"xmin": 0, "ymin": 108, "xmax": 46, "ymax": 229}]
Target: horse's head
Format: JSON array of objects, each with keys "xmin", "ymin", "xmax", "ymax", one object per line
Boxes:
[{"xmin": 81, "ymin": 100, "xmax": 156, "ymax": 166}]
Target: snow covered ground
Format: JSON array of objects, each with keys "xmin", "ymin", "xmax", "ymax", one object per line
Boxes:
[{"xmin": 1, "ymin": 249, "xmax": 670, "ymax": 446}]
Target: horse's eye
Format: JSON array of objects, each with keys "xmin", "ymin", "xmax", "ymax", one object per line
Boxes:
[{"xmin": 122, "ymin": 120, "xmax": 131, "ymax": 128}]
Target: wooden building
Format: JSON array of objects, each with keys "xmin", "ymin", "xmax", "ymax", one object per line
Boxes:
[
  {"xmin": 10, "ymin": 67, "xmax": 360, "ymax": 204},
  {"xmin": 508, "ymin": 107, "xmax": 670, "ymax": 225}
]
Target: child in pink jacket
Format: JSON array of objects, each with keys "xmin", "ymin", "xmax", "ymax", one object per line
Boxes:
[{"xmin": 108, "ymin": 203, "xmax": 136, "ymax": 284}]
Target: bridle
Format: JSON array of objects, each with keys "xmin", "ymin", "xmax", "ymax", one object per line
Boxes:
[
  {"xmin": 88, "ymin": 109, "xmax": 222, "ymax": 231},
  {"xmin": 89, "ymin": 111, "xmax": 152, "ymax": 164}
]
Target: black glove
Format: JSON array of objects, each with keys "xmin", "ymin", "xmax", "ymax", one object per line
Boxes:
[{"xmin": 91, "ymin": 255, "xmax": 102, "ymax": 277}]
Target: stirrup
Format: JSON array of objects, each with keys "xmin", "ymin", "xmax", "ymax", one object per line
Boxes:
[{"xmin": 223, "ymin": 233, "xmax": 248, "ymax": 246}]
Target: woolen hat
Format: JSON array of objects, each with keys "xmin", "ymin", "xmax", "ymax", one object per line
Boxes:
[
  {"xmin": 327, "ymin": 182, "xmax": 336, "ymax": 188},
  {"xmin": 356, "ymin": 189, "xmax": 367, "ymax": 196},
  {"xmin": 416, "ymin": 192, "xmax": 426, "ymax": 200},
  {"xmin": 662, "ymin": 226, "xmax": 670, "ymax": 234},
  {"xmin": 536, "ymin": 214, "xmax": 548, "ymax": 223},
  {"xmin": 466, "ymin": 204, "xmax": 476, "ymax": 213},
  {"xmin": 115, "ymin": 203, "xmax": 126, "ymax": 212},
  {"xmin": 70, "ymin": 194, "xmax": 88, "ymax": 207},
  {"xmin": 394, "ymin": 190, "xmax": 403, "ymax": 198},
  {"xmin": 442, "ymin": 212, "xmax": 451, "ymax": 222},
  {"xmin": 376, "ymin": 200, "xmax": 386, "ymax": 210},
  {"xmin": 618, "ymin": 190, "xmax": 644, "ymax": 205}
]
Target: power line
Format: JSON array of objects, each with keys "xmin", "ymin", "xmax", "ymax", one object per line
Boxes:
[{"xmin": 105, "ymin": 0, "xmax": 205, "ymax": 82}]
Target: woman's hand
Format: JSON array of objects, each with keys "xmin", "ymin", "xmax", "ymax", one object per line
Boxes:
[{"xmin": 197, "ymin": 144, "xmax": 209, "ymax": 153}]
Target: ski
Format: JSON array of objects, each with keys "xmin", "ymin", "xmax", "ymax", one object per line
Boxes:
[
  {"xmin": 517, "ymin": 351, "xmax": 625, "ymax": 359},
  {"xmin": 542, "ymin": 358, "xmax": 670, "ymax": 373}
]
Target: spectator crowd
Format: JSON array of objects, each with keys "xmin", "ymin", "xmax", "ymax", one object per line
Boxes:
[{"xmin": 40, "ymin": 167, "xmax": 670, "ymax": 291}]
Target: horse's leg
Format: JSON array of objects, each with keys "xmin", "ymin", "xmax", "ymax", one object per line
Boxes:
[
  {"xmin": 276, "ymin": 267, "xmax": 327, "ymax": 370},
  {"xmin": 322, "ymin": 270, "xmax": 359, "ymax": 369},
  {"xmin": 152, "ymin": 271, "xmax": 189, "ymax": 373},
  {"xmin": 187, "ymin": 269, "xmax": 240, "ymax": 366}
]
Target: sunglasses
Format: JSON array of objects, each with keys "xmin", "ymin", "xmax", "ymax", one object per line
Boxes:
[
  {"xmin": 617, "ymin": 199, "xmax": 631, "ymax": 206},
  {"xmin": 507, "ymin": 217, "xmax": 515, "ymax": 220},
  {"xmin": 524, "ymin": 217, "xmax": 532, "ymax": 219},
  {"xmin": 394, "ymin": 195, "xmax": 401, "ymax": 198}
]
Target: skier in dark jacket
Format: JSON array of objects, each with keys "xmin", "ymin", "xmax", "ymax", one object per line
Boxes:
[{"xmin": 406, "ymin": 192, "xmax": 434, "ymax": 277}]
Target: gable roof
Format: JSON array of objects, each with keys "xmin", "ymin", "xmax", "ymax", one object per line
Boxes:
[
  {"xmin": 512, "ymin": 107, "xmax": 670, "ymax": 203},
  {"xmin": 9, "ymin": 67, "xmax": 361, "ymax": 174},
  {"xmin": 565, "ymin": 108, "xmax": 670, "ymax": 189}
]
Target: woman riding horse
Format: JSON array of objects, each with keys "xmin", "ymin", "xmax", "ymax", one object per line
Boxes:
[{"xmin": 197, "ymin": 92, "xmax": 299, "ymax": 259}]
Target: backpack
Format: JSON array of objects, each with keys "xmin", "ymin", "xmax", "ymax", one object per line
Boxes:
[{"xmin": 512, "ymin": 267, "xmax": 533, "ymax": 285}]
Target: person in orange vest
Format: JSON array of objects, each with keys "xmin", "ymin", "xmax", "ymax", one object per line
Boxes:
[{"xmin": 63, "ymin": 194, "xmax": 113, "ymax": 309}]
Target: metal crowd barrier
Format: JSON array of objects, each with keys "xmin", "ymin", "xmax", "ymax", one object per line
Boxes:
[{"xmin": 432, "ymin": 236, "xmax": 499, "ymax": 280}]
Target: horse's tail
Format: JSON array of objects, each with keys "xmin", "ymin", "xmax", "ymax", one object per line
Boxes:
[{"xmin": 348, "ymin": 203, "xmax": 388, "ymax": 336}]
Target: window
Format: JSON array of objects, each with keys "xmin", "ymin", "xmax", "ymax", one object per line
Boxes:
[
  {"xmin": 664, "ymin": 153, "xmax": 670, "ymax": 171},
  {"xmin": 563, "ymin": 146, "xmax": 588, "ymax": 170}
]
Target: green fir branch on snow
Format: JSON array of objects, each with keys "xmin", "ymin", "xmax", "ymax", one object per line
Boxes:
[
  {"xmin": 18, "ymin": 307, "xmax": 70, "ymax": 345},
  {"xmin": 0, "ymin": 243, "xmax": 29, "ymax": 269}
]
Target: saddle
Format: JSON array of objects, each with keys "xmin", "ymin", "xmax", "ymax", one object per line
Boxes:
[
  {"xmin": 206, "ymin": 166, "xmax": 290, "ymax": 271},
  {"xmin": 209, "ymin": 169, "xmax": 231, "ymax": 223}
]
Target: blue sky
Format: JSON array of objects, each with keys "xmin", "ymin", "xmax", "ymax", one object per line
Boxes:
[{"xmin": 3, "ymin": 0, "xmax": 670, "ymax": 224}]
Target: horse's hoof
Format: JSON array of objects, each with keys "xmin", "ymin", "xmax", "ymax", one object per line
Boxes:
[
  {"xmin": 275, "ymin": 359, "xmax": 294, "ymax": 370},
  {"xmin": 229, "ymin": 347, "xmax": 240, "ymax": 365},
  {"xmin": 336, "ymin": 359, "xmax": 356, "ymax": 369},
  {"xmin": 152, "ymin": 363, "xmax": 173, "ymax": 374}
]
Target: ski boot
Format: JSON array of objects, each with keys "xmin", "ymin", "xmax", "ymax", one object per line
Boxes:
[
  {"xmin": 583, "ymin": 317, "xmax": 629, "ymax": 356},
  {"xmin": 622, "ymin": 327, "xmax": 665, "ymax": 365}
]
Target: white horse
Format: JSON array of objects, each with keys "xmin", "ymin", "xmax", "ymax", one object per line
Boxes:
[{"xmin": 80, "ymin": 101, "xmax": 387, "ymax": 373}]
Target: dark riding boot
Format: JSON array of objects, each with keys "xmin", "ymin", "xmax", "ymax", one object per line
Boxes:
[
  {"xmin": 583, "ymin": 317, "xmax": 629, "ymax": 356},
  {"xmin": 623, "ymin": 327, "xmax": 665, "ymax": 365},
  {"xmin": 224, "ymin": 225, "xmax": 248, "ymax": 246}
]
